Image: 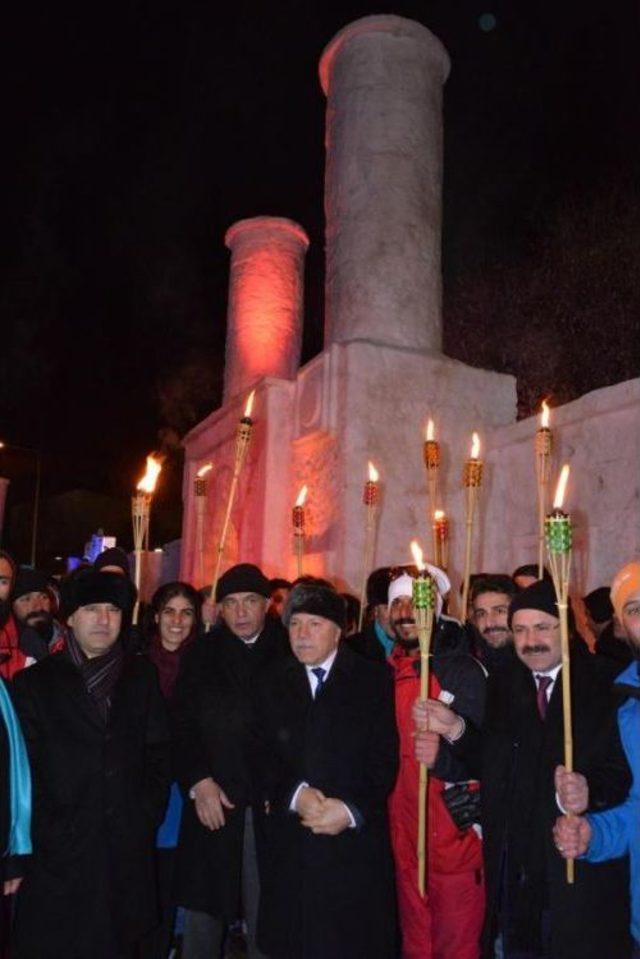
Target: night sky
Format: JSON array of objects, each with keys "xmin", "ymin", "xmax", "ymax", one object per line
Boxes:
[{"xmin": 1, "ymin": 0, "xmax": 639, "ymax": 558}]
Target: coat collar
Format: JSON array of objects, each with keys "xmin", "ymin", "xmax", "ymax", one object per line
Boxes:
[{"xmin": 283, "ymin": 640, "xmax": 356, "ymax": 701}]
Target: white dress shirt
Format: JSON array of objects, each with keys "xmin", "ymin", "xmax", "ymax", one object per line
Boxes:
[
  {"xmin": 304, "ymin": 648, "xmax": 338, "ymax": 697},
  {"xmin": 290, "ymin": 648, "xmax": 355, "ymax": 827},
  {"xmin": 533, "ymin": 663, "xmax": 562, "ymax": 702}
]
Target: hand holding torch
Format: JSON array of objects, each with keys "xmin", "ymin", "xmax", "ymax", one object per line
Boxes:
[
  {"xmin": 545, "ymin": 464, "xmax": 574, "ymax": 884},
  {"xmin": 411, "ymin": 539, "xmax": 436, "ymax": 898}
]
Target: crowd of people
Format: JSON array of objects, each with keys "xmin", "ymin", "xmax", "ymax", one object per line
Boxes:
[{"xmin": 0, "ymin": 541, "xmax": 638, "ymax": 959}]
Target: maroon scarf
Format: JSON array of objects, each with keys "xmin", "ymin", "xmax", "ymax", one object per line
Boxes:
[{"xmin": 148, "ymin": 631, "xmax": 195, "ymax": 701}]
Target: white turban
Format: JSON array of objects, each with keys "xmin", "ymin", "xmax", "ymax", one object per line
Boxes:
[{"xmin": 387, "ymin": 565, "xmax": 451, "ymax": 619}]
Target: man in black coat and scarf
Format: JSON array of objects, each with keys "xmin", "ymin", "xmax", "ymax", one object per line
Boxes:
[
  {"xmin": 254, "ymin": 581, "xmax": 399, "ymax": 959},
  {"xmin": 415, "ymin": 579, "xmax": 631, "ymax": 959},
  {"xmin": 174, "ymin": 563, "xmax": 289, "ymax": 959},
  {"xmin": 10, "ymin": 569, "xmax": 171, "ymax": 959}
]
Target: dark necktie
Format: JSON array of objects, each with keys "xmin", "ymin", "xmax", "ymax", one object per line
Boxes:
[
  {"xmin": 311, "ymin": 666, "xmax": 326, "ymax": 698},
  {"xmin": 535, "ymin": 674, "xmax": 553, "ymax": 720}
]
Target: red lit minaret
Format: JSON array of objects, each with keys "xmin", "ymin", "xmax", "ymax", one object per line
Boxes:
[{"xmin": 223, "ymin": 216, "xmax": 310, "ymax": 403}]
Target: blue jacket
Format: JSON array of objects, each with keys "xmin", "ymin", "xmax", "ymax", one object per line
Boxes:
[{"xmin": 586, "ymin": 661, "xmax": 640, "ymax": 945}]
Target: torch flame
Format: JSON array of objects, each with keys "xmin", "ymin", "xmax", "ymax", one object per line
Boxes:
[
  {"xmin": 541, "ymin": 400, "xmax": 550, "ymax": 429},
  {"xmin": 434, "ymin": 509, "xmax": 445, "ymax": 521},
  {"xmin": 197, "ymin": 463, "xmax": 213, "ymax": 478},
  {"xmin": 425, "ymin": 419, "xmax": 435, "ymax": 442},
  {"xmin": 410, "ymin": 539, "xmax": 425, "ymax": 571},
  {"xmin": 470, "ymin": 432, "xmax": 481, "ymax": 460},
  {"xmin": 136, "ymin": 454, "xmax": 163, "ymax": 493},
  {"xmin": 553, "ymin": 464, "xmax": 570, "ymax": 510},
  {"xmin": 368, "ymin": 461, "xmax": 379, "ymax": 483},
  {"xmin": 295, "ymin": 485, "xmax": 308, "ymax": 507},
  {"xmin": 244, "ymin": 390, "xmax": 255, "ymax": 419}
]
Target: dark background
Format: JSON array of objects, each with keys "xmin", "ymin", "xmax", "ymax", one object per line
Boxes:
[{"xmin": 1, "ymin": 0, "xmax": 639, "ymax": 563}]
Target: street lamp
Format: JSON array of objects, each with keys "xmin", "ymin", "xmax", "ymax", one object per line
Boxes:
[{"xmin": 0, "ymin": 442, "xmax": 42, "ymax": 567}]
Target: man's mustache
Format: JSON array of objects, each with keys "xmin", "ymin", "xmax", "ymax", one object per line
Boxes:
[
  {"xmin": 26, "ymin": 611, "xmax": 49, "ymax": 623},
  {"xmin": 483, "ymin": 627, "xmax": 508, "ymax": 635},
  {"xmin": 522, "ymin": 644, "xmax": 550, "ymax": 655}
]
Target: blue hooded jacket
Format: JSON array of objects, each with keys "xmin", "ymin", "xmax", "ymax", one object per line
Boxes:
[{"xmin": 586, "ymin": 661, "xmax": 640, "ymax": 945}]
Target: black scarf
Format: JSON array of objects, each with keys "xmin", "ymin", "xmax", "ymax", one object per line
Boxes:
[{"xmin": 66, "ymin": 630, "xmax": 124, "ymax": 723}]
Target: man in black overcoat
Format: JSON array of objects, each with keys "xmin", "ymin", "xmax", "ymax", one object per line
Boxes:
[
  {"xmin": 254, "ymin": 581, "xmax": 399, "ymax": 959},
  {"xmin": 173, "ymin": 563, "xmax": 289, "ymax": 958},
  {"xmin": 10, "ymin": 570, "xmax": 171, "ymax": 959},
  {"xmin": 415, "ymin": 579, "xmax": 631, "ymax": 959}
]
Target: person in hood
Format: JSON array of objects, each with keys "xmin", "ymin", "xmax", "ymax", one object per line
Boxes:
[{"xmin": 0, "ymin": 568, "xmax": 65, "ymax": 680}]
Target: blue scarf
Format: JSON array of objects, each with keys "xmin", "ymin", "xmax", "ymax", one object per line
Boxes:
[
  {"xmin": 0, "ymin": 680, "xmax": 31, "ymax": 855},
  {"xmin": 374, "ymin": 619, "xmax": 395, "ymax": 657}
]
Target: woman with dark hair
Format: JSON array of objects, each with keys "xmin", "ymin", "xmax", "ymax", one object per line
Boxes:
[
  {"xmin": 147, "ymin": 582, "xmax": 201, "ymax": 700},
  {"xmin": 141, "ymin": 581, "xmax": 201, "ymax": 959}
]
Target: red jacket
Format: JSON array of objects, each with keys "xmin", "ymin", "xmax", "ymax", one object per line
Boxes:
[
  {"xmin": 0, "ymin": 615, "xmax": 65, "ymax": 681},
  {"xmin": 388, "ymin": 647, "xmax": 482, "ymax": 874}
]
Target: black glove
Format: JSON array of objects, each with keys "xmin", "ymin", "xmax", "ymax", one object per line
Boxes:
[{"xmin": 442, "ymin": 783, "xmax": 481, "ymax": 831}]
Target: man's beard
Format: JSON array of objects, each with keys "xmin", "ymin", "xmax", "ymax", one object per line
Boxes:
[
  {"xmin": 391, "ymin": 618, "xmax": 419, "ymax": 651},
  {"xmin": 24, "ymin": 611, "xmax": 54, "ymax": 642},
  {"xmin": 481, "ymin": 626, "xmax": 511, "ymax": 649}
]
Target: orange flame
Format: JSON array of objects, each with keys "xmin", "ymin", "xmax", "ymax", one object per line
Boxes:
[
  {"xmin": 425, "ymin": 419, "xmax": 435, "ymax": 442},
  {"xmin": 197, "ymin": 463, "xmax": 213, "ymax": 478},
  {"xmin": 295, "ymin": 485, "xmax": 308, "ymax": 507},
  {"xmin": 434, "ymin": 509, "xmax": 445, "ymax": 521},
  {"xmin": 553, "ymin": 464, "xmax": 570, "ymax": 510},
  {"xmin": 470, "ymin": 432, "xmax": 481, "ymax": 460},
  {"xmin": 541, "ymin": 400, "xmax": 550, "ymax": 429},
  {"xmin": 410, "ymin": 539, "xmax": 425, "ymax": 571},
  {"xmin": 136, "ymin": 454, "xmax": 163, "ymax": 493},
  {"xmin": 244, "ymin": 390, "xmax": 255, "ymax": 419},
  {"xmin": 368, "ymin": 460, "xmax": 379, "ymax": 483}
]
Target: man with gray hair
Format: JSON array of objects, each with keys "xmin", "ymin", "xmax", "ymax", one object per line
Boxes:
[{"xmin": 254, "ymin": 580, "xmax": 399, "ymax": 958}]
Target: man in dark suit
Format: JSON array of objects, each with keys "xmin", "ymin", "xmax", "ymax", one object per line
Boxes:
[
  {"xmin": 10, "ymin": 570, "xmax": 171, "ymax": 959},
  {"xmin": 254, "ymin": 581, "xmax": 399, "ymax": 958},
  {"xmin": 174, "ymin": 563, "xmax": 289, "ymax": 959},
  {"xmin": 415, "ymin": 579, "xmax": 631, "ymax": 959}
]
